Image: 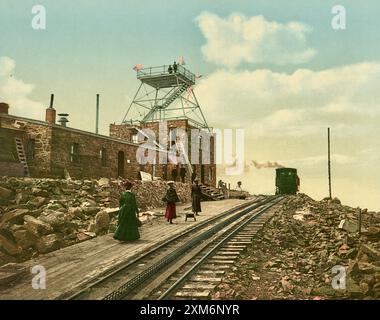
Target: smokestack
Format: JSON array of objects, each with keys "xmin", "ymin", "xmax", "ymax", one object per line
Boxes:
[
  {"xmin": 45, "ymin": 94, "xmax": 56, "ymax": 124},
  {"xmin": 0, "ymin": 102, "xmax": 9, "ymax": 114},
  {"xmin": 96, "ymin": 94, "xmax": 99, "ymax": 134}
]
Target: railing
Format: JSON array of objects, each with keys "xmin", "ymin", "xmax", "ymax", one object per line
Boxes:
[{"xmin": 137, "ymin": 65, "xmax": 196, "ymax": 83}]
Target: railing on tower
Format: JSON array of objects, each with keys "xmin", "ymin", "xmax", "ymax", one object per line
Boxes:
[{"xmin": 137, "ymin": 65, "xmax": 196, "ymax": 83}]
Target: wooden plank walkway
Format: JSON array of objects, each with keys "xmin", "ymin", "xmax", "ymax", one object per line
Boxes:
[{"xmin": 0, "ymin": 199, "xmax": 251, "ymax": 300}]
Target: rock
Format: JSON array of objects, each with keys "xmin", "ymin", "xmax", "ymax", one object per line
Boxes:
[
  {"xmin": 31, "ymin": 188, "xmax": 49, "ymax": 197},
  {"xmin": 26, "ymin": 196, "xmax": 47, "ymax": 209},
  {"xmin": 76, "ymin": 232, "xmax": 96, "ymax": 242},
  {"xmin": 15, "ymin": 191, "xmax": 29, "ymax": 205},
  {"xmin": 36, "ymin": 234, "xmax": 61, "ymax": 254},
  {"xmin": 39, "ymin": 212, "xmax": 67, "ymax": 231},
  {"xmin": 339, "ymin": 219, "xmax": 359, "ymax": 233},
  {"xmin": 82, "ymin": 207, "xmax": 101, "ymax": 216},
  {"xmin": 24, "ymin": 215, "xmax": 54, "ymax": 237},
  {"xmin": 95, "ymin": 210, "xmax": 110, "ymax": 234},
  {"xmin": 97, "ymin": 178, "xmax": 110, "ymax": 187},
  {"xmin": 13, "ymin": 229, "xmax": 35, "ymax": 249},
  {"xmin": 0, "ymin": 186, "xmax": 14, "ymax": 200},
  {"xmin": 68, "ymin": 207, "xmax": 85, "ymax": 219},
  {"xmin": 87, "ymin": 222, "xmax": 96, "ymax": 233},
  {"xmin": 331, "ymin": 197, "xmax": 341, "ymax": 204},
  {"xmin": 0, "ymin": 234, "xmax": 22, "ymax": 256},
  {"xmin": 0, "ymin": 209, "xmax": 30, "ymax": 225}
]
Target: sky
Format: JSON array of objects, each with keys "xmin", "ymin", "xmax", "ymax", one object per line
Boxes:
[{"xmin": 0, "ymin": 0, "xmax": 379, "ymax": 211}]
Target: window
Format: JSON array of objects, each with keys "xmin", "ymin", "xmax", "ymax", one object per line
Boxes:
[
  {"xmin": 27, "ymin": 139, "xmax": 35, "ymax": 160},
  {"xmin": 132, "ymin": 134, "xmax": 139, "ymax": 144},
  {"xmin": 70, "ymin": 143, "xmax": 80, "ymax": 163},
  {"xmin": 99, "ymin": 148, "xmax": 107, "ymax": 166}
]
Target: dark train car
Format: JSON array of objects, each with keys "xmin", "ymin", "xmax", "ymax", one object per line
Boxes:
[{"xmin": 275, "ymin": 168, "xmax": 300, "ymax": 195}]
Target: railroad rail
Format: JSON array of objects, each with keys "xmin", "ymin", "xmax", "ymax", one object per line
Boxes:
[{"xmin": 67, "ymin": 195, "xmax": 285, "ymax": 300}]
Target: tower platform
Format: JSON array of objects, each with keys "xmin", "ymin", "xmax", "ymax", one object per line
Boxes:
[{"xmin": 137, "ymin": 65, "xmax": 195, "ymax": 88}]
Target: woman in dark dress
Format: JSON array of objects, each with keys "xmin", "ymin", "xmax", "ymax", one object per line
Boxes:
[
  {"xmin": 114, "ymin": 181, "xmax": 140, "ymax": 241},
  {"xmin": 162, "ymin": 181, "xmax": 179, "ymax": 224},
  {"xmin": 191, "ymin": 178, "xmax": 202, "ymax": 216}
]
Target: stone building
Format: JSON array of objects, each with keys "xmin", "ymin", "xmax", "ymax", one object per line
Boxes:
[{"xmin": 0, "ymin": 102, "xmax": 216, "ymax": 186}]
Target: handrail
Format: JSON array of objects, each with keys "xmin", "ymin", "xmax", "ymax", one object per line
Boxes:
[{"xmin": 137, "ymin": 65, "xmax": 195, "ymax": 83}]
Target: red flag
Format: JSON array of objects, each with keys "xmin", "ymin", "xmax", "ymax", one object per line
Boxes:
[
  {"xmin": 178, "ymin": 56, "xmax": 185, "ymax": 66},
  {"xmin": 133, "ymin": 64, "xmax": 143, "ymax": 71}
]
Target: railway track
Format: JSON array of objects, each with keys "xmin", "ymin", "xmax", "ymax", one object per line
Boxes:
[{"xmin": 67, "ymin": 195, "xmax": 285, "ymax": 300}]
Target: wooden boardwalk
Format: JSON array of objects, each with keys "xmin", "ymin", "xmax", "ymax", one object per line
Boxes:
[{"xmin": 0, "ymin": 199, "xmax": 251, "ymax": 300}]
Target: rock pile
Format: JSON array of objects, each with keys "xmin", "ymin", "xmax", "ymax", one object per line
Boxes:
[
  {"xmin": 212, "ymin": 194, "xmax": 380, "ymax": 300},
  {"xmin": 0, "ymin": 177, "xmax": 191, "ymax": 266}
]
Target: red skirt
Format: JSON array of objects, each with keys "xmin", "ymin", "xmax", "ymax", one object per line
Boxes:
[{"xmin": 165, "ymin": 203, "xmax": 177, "ymax": 220}]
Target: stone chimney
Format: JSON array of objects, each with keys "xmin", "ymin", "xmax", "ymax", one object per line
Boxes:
[
  {"xmin": 45, "ymin": 94, "xmax": 56, "ymax": 124},
  {"xmin": 0, "ymin": 102, "xmax": 9, "ymax": 114}
]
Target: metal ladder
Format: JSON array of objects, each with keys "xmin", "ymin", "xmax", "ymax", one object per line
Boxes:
[{"xmin": 14, "ymin": 138, "xmax": 30, "ymax": 177}]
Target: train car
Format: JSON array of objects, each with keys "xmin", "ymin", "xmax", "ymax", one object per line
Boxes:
[{"xmin": 275, "ymin": 168, "xmax": 300, "ymax": 195}]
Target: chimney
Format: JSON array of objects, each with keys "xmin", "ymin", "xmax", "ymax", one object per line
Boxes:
[
  {"xmin": 0, "ymin": 102, "xmax": 9, "ymax": 114},
  {"xmin": 45, "ymin": 94, "xmax": 56, "ymax": 124},
  {"xmin": 57, "ymin": 113, "xmax": 69, "ymax": 127}
]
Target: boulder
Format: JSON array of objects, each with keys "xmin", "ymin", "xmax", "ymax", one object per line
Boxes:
[
  {"xmin": 82, "ymin": 207, "xmax": 101, "ymax": 216},
  {"xmin": 68, "ymin": 207, "xmax": 85, "ymax": 219},
  {"xmin": 0, "ymin": 186, "xmax": 14, "ymax": 200},
  {"xmin": 15, "ymin": 191, "xmax": 29, "ymax": 205},
  {"xmin": 97, "ymin": 178, "xmax": 110, "ymax": 187},
  {"xmin": 39, "ymin": 212, "xmax": 67, "ymax": 231},
  {"xmin": 12, "ymin": 229, "xmax": 36, "ymax": 249},
  {"xmin": 95, "ymin": 210, "xmax": 110, "ymax": 234},
  {"xmin": 36, "ymin": 234, "xmax": 61, "ymax": 254},
  {"xmin": 24, "ymin": 215, "xmax": 53, "ymax": 237},
  {"xmin": 26, "ymin": 196, "xmax": 47, "ymax": 209},
  {"xmin": 0, "ymin": 209, "xmax": 30, "ymax": 225},
  {"xmin": 0, "ymin": 234, "xmax": 22, "ymax": 256}
]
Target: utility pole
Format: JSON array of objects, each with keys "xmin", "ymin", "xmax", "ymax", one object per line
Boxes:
[
  {"xmin": 328, "ymin": 127, "xmax": 332, "ymax": 199},
  {"xmin": 96, "ymin": 94, "xmax": 100, "ymax": 134}
]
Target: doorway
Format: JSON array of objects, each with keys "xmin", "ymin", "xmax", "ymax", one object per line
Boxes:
[
  {"xmin": 201, "ymin": 165, "xmax": 205, "ymax": 184},
  {"xmin": 117, "ymin": 151, "xmax": 125, "ymax": 177}
]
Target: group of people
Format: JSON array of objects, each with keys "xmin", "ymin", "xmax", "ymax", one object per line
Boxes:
[
  {"xmin": 113, "ymin": 178, "xmax": 202, "ymax": 242},
  {"xmin": 167, "ymin": 61, "xmax": 178, "ymax": 74}
]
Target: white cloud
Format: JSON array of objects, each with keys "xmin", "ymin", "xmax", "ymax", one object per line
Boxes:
[
  {"xmin": 0, "ymin": 56, "xmax": 43, "ymax": 119},
  {"xmin": 196, "ymin": 12, "xmax": 316, "ymax": 67},
  {"xmin": 196, "ymin": 62, "xmax": 380, "ymax": 137}
]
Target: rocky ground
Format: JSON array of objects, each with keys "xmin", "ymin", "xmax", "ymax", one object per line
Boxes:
[
  {"xmin": 211, "ymin": 194, "xmax": 380, "ymax": 300},
  {"xmin": 0, "ymin": 177, "xmax": 191, "ymax": 266}
]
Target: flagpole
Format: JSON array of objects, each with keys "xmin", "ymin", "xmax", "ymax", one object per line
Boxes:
[{"xmin": 328, "ymin": 127, "xmax": 332, "ymax": 199}]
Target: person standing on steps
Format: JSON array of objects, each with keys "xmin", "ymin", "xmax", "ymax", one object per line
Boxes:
[
  {"xmin": 113, "ymin": 181, "xmax": 140, "ymax": 241},
  {"xmin": 162, "ymin": 181, "xmax": 180, "ymax": 224},
  {"xmin": 191, "ymin": 178, "xmax": 202, "ymax": 216},
  {"xmin": 173, "ymin": 61, "xmax": 178, "ymax": 73}
]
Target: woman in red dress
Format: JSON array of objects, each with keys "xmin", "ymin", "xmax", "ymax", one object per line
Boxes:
[{"xmin": 162, "ymin": 181, "xmax": 180, "ymax": 224}]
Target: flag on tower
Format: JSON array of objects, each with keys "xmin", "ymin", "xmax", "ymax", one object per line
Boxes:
[
  {"xmin": 178, "ymin": 56, "xmax": 186, "ymax": 66},
  {"xmin": 133, "ymin": 64, "xmax": 143, "ymax": 71}
]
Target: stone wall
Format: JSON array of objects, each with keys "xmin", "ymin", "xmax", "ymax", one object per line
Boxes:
[{"xmin": 0, "ymin": 177, "xmax": 192, "ymax": 266}]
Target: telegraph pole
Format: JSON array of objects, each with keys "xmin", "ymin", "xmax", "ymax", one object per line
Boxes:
[
  {"xmin": 328, "ymin": 127, "xmax": 332, "ymax": 199},
  {"xmin": 96, "ymin": 94, "xmax": 100, "ymax": 134}
]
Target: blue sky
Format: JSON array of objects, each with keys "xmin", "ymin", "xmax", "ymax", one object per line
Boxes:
[{"xmin": 1, "ymin": 0, "xmax": 379, "ymax": 210}]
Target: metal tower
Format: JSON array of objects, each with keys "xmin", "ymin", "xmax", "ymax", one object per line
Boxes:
[{"xmin": 122, "ymin": 64, "xmax": 209, "ymax": 129}]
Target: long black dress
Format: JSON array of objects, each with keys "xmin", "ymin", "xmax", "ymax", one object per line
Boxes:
[
  {"xmin": 191, "ymin": 184, "xmax": 202, "ymax": 213},
  {"xmin": 114, "ymin": 191, "xmax": 140, "ymax": 241}
]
